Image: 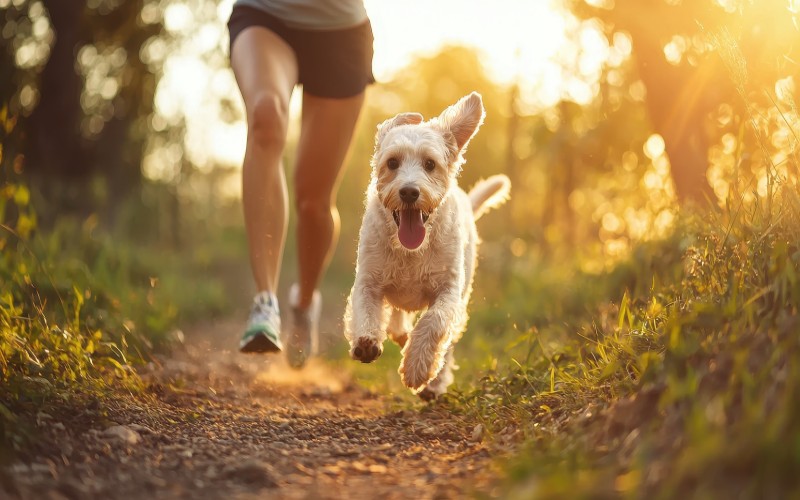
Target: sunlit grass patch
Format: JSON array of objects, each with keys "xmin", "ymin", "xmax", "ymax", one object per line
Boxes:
[
  {"xmin": 0, "ymin": 107, "xmax": 238, "ymax": 457},
  {"xmin": 0, "ymin": 188, "xmax": 145, "ymax": 456},
  {"xmin": 445, "ymin": 185, "xmax": 800, "ymax": 497},
  {"xmin": 0, "ymin": 208, "xmax": 241, "ymax": 457}
]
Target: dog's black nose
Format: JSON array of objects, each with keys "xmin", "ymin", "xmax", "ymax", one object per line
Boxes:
[{"xmin": 399, "ymin": 185, "xmax": 420, "ymax": 204}]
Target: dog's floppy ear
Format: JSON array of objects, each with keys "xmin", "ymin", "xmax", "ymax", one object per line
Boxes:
[
  {"xmin": 375, "ymin": 112, "xmax": 423, "ymax": 148},
  {"xmin": 435, "ymin": 92, "xmax": 485, "ymax": 152}
]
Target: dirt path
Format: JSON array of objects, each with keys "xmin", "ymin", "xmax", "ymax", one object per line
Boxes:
[{"xmin": 4, "ymin": 321, "xmax": 500, "ymax": 499}]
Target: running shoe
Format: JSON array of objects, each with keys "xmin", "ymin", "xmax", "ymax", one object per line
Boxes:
[
  {"xmin": 285, "ymin": 284, "xmax": 321, "ymax": 368},
  {"xmin": 239, "ymin": 291, "xmax": 283, "ymax": 353}
]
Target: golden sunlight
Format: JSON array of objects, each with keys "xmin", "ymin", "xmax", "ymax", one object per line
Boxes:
[
  {"xmin": 148, "ymin": 0, "xmax": 615, "ymax": 183},
  {"xmin": 365, "ymin": 0, "xmax": 616, "ymax": 112},
  {"xmin": 366, "ymin": 0, "xmax": 572, "ymax": 102}
]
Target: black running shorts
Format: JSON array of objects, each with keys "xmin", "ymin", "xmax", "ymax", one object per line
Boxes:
[{"xmin": 228, "ymin": 5, "xmax": 376, "ymax": 98}]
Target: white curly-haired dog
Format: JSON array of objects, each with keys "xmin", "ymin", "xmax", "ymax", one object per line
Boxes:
[{"xmin": 344, "ymin": 92, "xmax": 510, "ymax": 399}]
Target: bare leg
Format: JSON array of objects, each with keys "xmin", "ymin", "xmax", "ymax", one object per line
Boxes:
[
  {"xmin": 293, "ymin": 91, "xmax": 365, "ymax": 307},
  {"xmin": 231, "ymin": 27, "xmax": 298, "ymax": 294}
]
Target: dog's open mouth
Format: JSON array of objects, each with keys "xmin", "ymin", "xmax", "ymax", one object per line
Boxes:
[{"xmin": 392, "ymin": 209, "xmax": 429, "ymax": 250}]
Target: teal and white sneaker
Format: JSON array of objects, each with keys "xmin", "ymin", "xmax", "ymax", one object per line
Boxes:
[
  {"xmin": 239, "ymin": 291, "xmax": 283, "ymax": 353},
  {"xmin": 285, "ymin": 284, "xmax": 321, "ymax": 369}
]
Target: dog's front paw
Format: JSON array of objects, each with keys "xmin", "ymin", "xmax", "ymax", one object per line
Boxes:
[
  {"xmin": 398, "ymin": 356, "xmax": 433, "ymax": 391},
  {"xmin": 350, "ymin": 336, "xmax": 383, "ymax": 363}
]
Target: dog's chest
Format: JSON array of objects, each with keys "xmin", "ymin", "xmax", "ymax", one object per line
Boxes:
[{"xmin": 379, "ymin": 247, "xmax": 456, "ymax": 311}]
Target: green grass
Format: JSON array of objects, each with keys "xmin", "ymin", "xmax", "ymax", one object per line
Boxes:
[
  {"xmin": 426, "ymin": 31, "xmax": 800, "ymax": 498},
  {"xmin": 0, "ymin": 190, "xmax": 240, "ymax": 457},
  {"xmin": 439, "ymin": 187, "xmax": 800, "ymax": 498},
  {"xmin": 0, "ymin": 181, "xmax": 131, "ymax": 454},
  {"xmin": 0, "ymin": 105, "xmax": 239, "ymax": 456}
]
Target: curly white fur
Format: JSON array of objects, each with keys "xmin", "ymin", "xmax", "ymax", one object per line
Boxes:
[{"xmin": 344, "ymin": 92, "xmax": 510, "ymax": 398}]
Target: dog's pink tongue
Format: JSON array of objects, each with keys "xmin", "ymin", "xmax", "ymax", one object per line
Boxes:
[{"xmin": 398, "ymin": 209, "xmax": 426, "ymax": 249}]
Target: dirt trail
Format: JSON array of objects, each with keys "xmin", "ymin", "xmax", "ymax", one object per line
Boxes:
[{"xmin": 4, "ymin": 321, "xmax": 500, "ymax": 499}]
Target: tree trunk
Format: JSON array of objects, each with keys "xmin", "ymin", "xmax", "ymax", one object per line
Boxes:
[
  {"xmin": 28, "ymin": 0, "xmax": 89, "ymax": 179},
  {"xmin": 630, "ymin": 30, "xmax": 717, "ymax": 205}
]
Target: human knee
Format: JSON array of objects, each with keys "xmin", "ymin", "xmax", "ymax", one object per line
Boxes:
[
  {"xmin": 248, "ymin": 93, "xmax": 290, "ymax": 147},
  {"xmin": 295, "ymin": 191, "xmax": 335, "ymax": 220}
]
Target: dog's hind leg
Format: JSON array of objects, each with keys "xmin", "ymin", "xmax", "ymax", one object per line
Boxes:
[
  {"xmin": 418, "ymin": 347, "xmax": 457, "ymax": 401},
  {"xmin": 387, "ymin": 307, "xmax": 413, "ymax": 348}
]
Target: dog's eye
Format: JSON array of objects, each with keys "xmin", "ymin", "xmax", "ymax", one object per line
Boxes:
[
  {"xmin": 387, "ymin": 158, "xmax": 400, "ymax": 170},
  {"xmin": 424, "ymin": 159, "xmax": 436, "ymax": 171}
]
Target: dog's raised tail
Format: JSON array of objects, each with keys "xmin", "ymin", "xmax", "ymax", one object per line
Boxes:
[{"xmin": 469, "ymin": 174, "xmax": 511, "ymax": 220}]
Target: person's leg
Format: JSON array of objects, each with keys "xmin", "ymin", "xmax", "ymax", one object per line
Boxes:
[
  {"xmin": 293, "ymin": 91, "xmax": 366, "ymax": 307},
  {"xmin": 283, "ymin": 90, "xmax": 365, "ymax": 365},
  {"xmin": 231, "ymin": 27, "xmax": 298, "ymax": 296},
  {"xmin": 231, "ymin": 27, "xmax": 298, "ymax": 351}
]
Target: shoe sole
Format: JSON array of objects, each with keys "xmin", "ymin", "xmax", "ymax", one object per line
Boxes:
[{"xmin": 240, "ymin": 332, "xmax": 282, "ymax": 354}]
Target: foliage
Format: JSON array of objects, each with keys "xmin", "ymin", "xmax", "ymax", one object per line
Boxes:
[
  {"xmin": 570, "ymin": 0, "xmax": 798, "ymax": 204},
  {"xmin": 0, "ymin": 107, "xmax": 126, "ymax": 454},
  {"xmin": 435, "ymin": 10, "xmax": 800, "ymax": 491},
  {"xmin": 1, "ymin": 0, "xmax": 170, "ymax": 223},
  {"xmin": 443, "ymin": 107, "xmax": 800, "ymax": 497},
  {"xmin": 0, "ymin": 103, "xmax": 236, "ymax": 457}
]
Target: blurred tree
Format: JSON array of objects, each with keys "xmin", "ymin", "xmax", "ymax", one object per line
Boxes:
[
  {"xmin": 571, "ymin": 0, "xmax": 799, "ymax": 205},
  {"xmin": 27, "ymin": 0, "xmax": 87, "ymax": 181},
  {"xmin": 2, "ymin": 0, "xmax": 164, "ymax": 224}
]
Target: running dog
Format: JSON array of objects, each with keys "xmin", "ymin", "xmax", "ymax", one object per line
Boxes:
[{"xmin": 344, "ymin": 92, "xmax": 510, "ymax": 399}]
